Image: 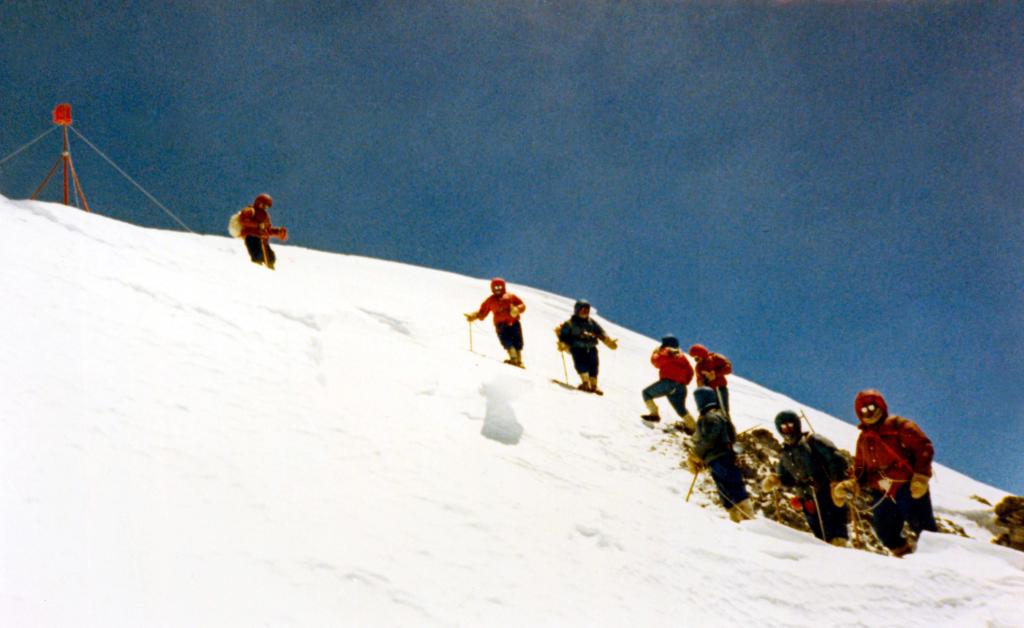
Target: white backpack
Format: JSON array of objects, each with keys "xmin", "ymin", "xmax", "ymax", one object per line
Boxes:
[{"xmin": 227, "ymin": 212, "xmax": 242, "ymax": 237}]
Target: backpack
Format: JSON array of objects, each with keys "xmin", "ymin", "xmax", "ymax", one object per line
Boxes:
[
  {"xmin": 725, "ymin": 413, "xmax": 737, "ymax": 446},
  {"xmin": 227, "ymin": 212, "xmax": 242, "ymax": 237},
  {"xmin": 804, "ymin": 433, "xmax": 847, "ymax": 481}
]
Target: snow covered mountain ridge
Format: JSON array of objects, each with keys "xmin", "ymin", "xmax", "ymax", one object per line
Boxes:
[{"xmin": 1, "ymin": 195, "xmax": 1021, "ymax": 627}]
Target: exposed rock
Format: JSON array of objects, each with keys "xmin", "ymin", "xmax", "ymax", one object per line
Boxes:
[
  {"xmin": 970, "ymin": 494, "xmax": 993, "ymax": 507},
  {"xmin": 993, "ymin": 496, "xmax": 1024, "ymax": 551},
  {"xmin": 937, "ymin": 517, "xmax": 968, "ymax": 538}
]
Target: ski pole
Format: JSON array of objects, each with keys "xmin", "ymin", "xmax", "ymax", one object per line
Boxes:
[
  {"xmin": 468, "ymin": 319, "xmax": 473, "ymax": 352},
  {"xmin": 560, "ymin": 348, "xmax": 569, "ymax": 384},
  {"xmin": 810, "ymin": 487, "xmax": 827, "ymax": 542},
  {"xmin": 260, "ymin": 237, "xmax": 270, "ymax": 267},
  {"xmin": 685, "ymin": 469, "xmax": 701, "ymax": 502},
  {"xmin": 715, "ymin": 387, "xmax": 729, "ymax": 420},
  {"xmin": 799, "ymin": 409, "xmax": 816, "ymax": 434}
]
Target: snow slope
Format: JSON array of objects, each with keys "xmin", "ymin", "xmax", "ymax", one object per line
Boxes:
[{"xmin": 1, "ymin": 196, "xmax": 1021, "ymax": 627}]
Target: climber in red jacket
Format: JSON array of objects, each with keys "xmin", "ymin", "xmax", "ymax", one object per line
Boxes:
[
  {"xmin": 464, "ymin": 278, "xmax": 526, "ymax": 367},
  {"xmin": 232, "ymin": 193, "xmax": 287, "ymax": 270},
  {"xmin": 831, "ymin": 389, "xmax": 938, "ymax": 557}
]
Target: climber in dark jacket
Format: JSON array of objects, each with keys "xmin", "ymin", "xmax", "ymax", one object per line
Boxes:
[
  {"xmin": 556, "ymin": 300, "xmax": 618, "ymax": 394},
  {"xmin": 762, "ymin": 410, "xmax": 849, "ymax": 545},
  {"xmin": 688, "ymin": 387, "xmax": 753, "ymax": 522}
]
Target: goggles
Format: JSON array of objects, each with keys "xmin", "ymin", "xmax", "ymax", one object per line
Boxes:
[
  {"xmin": 859, "ymin": 403, "xmax": 878, "ymax": 416},
  {"xmin": 779, "ymin": 422, "xmax": 798, "ymax": 434}
]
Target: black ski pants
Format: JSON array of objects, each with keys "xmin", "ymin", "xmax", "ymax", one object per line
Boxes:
[
  {"xmin": 569, "ymin": 346, "xmax": 599, "ymax": 377},
  {"xmin": 871, "ymin": 483, "xmax": 938, "ymax": 549},
  {"xmin": 245, "ymin": 236, "xmax": 276, "ymax": 266},
  {"xmin": 799, "ymin": 487, "xmax": 849, "ymax": 542},
  {"xmin": 496, "ymin": 322, "xmax": 524, "ymax": 351}
]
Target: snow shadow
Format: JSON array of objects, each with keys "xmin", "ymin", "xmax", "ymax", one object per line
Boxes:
[
  {"xmin": 479, "ymin": 377, "xmax": 526, "ymax": 445},
  {"xmin": 358, "ymin": 308, "xmax": 412, "ymax": 336}
]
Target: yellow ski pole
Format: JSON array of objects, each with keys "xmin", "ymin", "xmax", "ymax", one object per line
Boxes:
[
  {"xmin": 686, "ymin": 469, "xmax": 701, "ymax": 502},
  {"xmin": 257, "ymin": 222, "xmax": 273, "ymax": 270},
  {"xmin": 799, "ymin": 409, "xmax": 816, "ymax": 434},
  {"xmin": 468, "ymin": 319, "xmax": 473, "ymax": 352},
  {"xmin": 560, "ymin": 348, "xmax": 569, "ymax": 384},
  {"xmin": 849, "ymin": 500, "xmax": 862, "ymax": 548}
]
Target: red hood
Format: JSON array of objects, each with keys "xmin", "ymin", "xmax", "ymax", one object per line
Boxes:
[{"xmin": 854, "ymin": 389, "xmax": 889, "ymax": 425}]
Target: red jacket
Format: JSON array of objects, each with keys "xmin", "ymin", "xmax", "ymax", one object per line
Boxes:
[
  {"xmin": 651, "ymin": 348, "xmax": 694, "ymax": 385},
  {"xmin": 854, "ymin": 416, "xmax": 934, "ymax": 496},
  {"xmin": 693, "ymin": 353, "xmax": 731, "ymax": 388},
  {"xmin": 475, "ymin": 293, "xmax": 525, "ymax": 326},
  {"xmin": 238, "ymin": 206, "xmax": 287, "ymax": 240}
]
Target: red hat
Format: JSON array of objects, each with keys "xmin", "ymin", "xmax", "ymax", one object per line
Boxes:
[
  {"xmin": 689, "ymin": 344, "xmax": 708, "ymax": 359},
  {"xmin": 253, "ymin": 193, "xmax": 273, "ymax": 209},
  {"xmin": 854, "ymin": 389, "xmax": 889, "ymax": 423},
  {"xmin": 490, "ymin": 277, "xmax": 506, "ymax": 293}
]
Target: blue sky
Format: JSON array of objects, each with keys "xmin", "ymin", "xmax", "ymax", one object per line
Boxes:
[{"xmin": 2, "ymin": 1, "xmax": 1021, "ymax": 494}]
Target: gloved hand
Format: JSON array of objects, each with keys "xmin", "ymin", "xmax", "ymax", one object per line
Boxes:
[
  {"xmin": 602, "ymin": 337, "xmax": 618, "ymax": 350},
  {"xmin": 687, "ymin": 453, "xmax": 703, "ymax": 475},
  {"xmin": 557, "ymin": 342, "xmax": 569, "ymax": 352},
  {"xmin": 762, "ymin": 475, "xmax": 781, "ymax": 492},
  {"xmin": 831, "ymin": 479, "xmax": 858, "ymax": 508},
  {"xmin": 701, "ymin": 370, "xmax": 715, "ymax": 382},
  {"xmin": 509, "ymin": 305, "xmax": 520, "ymax": 318},
  {"xmin": 803, "ymin": 497, "xmax": 817, "ymax": 515},
  {"xmin": 910, "ymin": 473, "xmax": 930, "ymax": 499},
  {"xmin": 789, "ymin": 496, "xmax": 804, "ymax": 512},
  {"xmin": 464, "ymin": 312, "xmax": 478, "ymax": 322}
]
